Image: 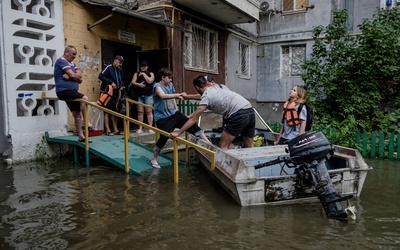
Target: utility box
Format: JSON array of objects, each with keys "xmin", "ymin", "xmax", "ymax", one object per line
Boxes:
[{"xmin": 87, "ymin": 104, "xmax": 104, "ymax": 136}]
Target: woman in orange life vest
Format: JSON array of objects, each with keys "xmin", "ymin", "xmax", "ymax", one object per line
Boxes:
[{"xmin": 274, "ymin": 85, "xmax": 307, "ymax": 145}]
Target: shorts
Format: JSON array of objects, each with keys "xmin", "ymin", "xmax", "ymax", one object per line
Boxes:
[
  {"xmin": 56, "ymin": 90, "xmax": 84, "ymax": 112},
  {"xmin": 105, "ymin": 92, "xmax": 119, "ymax": 112},
  {"xmin": 223, "ymin": 108, "xmax": 255, "ymax": 138},
  {"xmin": 154, "ymin": 111, "xmax": 203, "ymax": 151},
  {"xmin": 137, "ymin": 94, "xmax": 153, "ymax": 107}
]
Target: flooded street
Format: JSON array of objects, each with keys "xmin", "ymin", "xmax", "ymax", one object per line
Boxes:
[{"xmin": 0, "ymin": 155, "xmax": 399, "ymax": 249}]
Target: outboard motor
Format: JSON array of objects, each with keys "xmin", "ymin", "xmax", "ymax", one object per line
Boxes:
[
  {"xmin": 255, "ymin": 131, "xmax": 353, "ymax": 221},
  {"xmin": 287, "ymin": 131, "xmax": 353, "ymax": 220}
]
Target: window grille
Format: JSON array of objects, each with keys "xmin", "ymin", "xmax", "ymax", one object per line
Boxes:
[
  {"xmin": 184, "ymin": 22, "xmax": 218, "ymax": 72},
  {"xmin": 282, "ymin": 0, "xmax": 307, "ymax": 11},
  {"xmin": 238, "ymin": 42, "xmax": 250, "ymax": 77},
  {"xmin": 281, "ymin": 45, "xmax": 306, "ymax": 77}
]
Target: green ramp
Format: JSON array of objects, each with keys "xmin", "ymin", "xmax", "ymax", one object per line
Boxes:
[{"xmin": 45, "ymin": 131, "xmax": 174, "ymax": 175}]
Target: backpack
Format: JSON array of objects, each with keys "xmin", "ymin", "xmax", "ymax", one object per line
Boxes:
[{"xmin": 297, "ymin": 102, "xmax": 314, "ymax": 131}]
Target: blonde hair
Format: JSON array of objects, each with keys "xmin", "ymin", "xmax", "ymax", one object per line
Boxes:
[{"xmin": 287, "ymin": 85, "xmax": 307, "ymax": 104}]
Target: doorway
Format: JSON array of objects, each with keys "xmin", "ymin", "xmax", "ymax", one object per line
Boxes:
[{"xmin": 100, "ymin": 40, "xmax": 171, "ymax": 130}]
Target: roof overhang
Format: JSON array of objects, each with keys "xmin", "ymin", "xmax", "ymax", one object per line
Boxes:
[
  {"xmin": 173, "ymin": 0, "xmax": 259, "ymax": 24},
  {"xmin": 81, "ymin": 0, "xmax": 189, "ymax": 32}
]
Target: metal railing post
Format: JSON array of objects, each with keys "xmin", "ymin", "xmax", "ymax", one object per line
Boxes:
[
  {"xmin": 124, "ymin": 119, "xmax": 130, "ymax": 173},
  {"xmin": 173, "ymin": 139, "xmax": 179, "ymax": 183},
  {"xmin": 83, "ymin": 102, "xmax": 90, "ymax": 167}
]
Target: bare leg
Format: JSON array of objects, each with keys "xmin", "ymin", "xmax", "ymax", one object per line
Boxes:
[
  {"xmin": 243, "ymin": 136, "xmax": 254, "ymax": 148},
  {"xmin": 73, "ymin": 110, "xmax": 84, "ymax": 139},
  {"xmin": 137, "ymin": 105, "xmax": 144, "ymax": 132},
  {"xmin": 145, "ymin": 106, "xmax": 153, "ymax": 130},
  {"xmin": 111, "ymin": 115, "xmax": 119, "ymax": 133},
  {"xmin": 149, "ymin": 149, "xmax": 161, "ymax": 168},
  {"xmin": 104, "ymin": 113, "xmax": 111, "ymax": 133},
  {"xmin": 219, "ymin": 130, "xmax": 236, "ymax": 150}
]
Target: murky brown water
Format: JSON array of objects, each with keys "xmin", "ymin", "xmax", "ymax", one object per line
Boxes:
[{"xmin": 0, "ymin": 155, "xmax": 399, "ymax": 250}]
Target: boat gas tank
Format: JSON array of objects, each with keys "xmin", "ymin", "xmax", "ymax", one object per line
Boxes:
[{"xmin": 287, "ymin": 131, "xmax": 334, "ymax": 162}]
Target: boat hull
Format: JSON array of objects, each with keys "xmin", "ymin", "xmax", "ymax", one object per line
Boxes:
[{"xmin": 190, "ymin": 135, "xmax": 371, "ymax": 207}]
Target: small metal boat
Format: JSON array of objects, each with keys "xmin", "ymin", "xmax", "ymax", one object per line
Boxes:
[{"xmin": 189, "ymin": 110, "xmax": 372, "ymax": 221}]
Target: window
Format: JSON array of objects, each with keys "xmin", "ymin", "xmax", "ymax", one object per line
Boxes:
[
  {"xmin": 282, "ymin": 0, "xmax": 307, "ymax": 11},
  {"xmin": 184, "ymin": 22, "xmax": 218, "ymax": 72},
  {"xmin": 238, "ymin": 42, "xmax": 250, "ymax": 78},
  {"xmin": 281, "ymin": 45, "xmax": 306, "ymax": 77}
]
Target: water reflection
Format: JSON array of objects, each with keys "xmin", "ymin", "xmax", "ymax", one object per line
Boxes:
[{"xmin": 0, "ymin": 158, "xmax": 399, "ymax": 249}]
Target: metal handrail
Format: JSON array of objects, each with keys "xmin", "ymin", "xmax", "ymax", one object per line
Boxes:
[{"xmin": 41, "ymin": 92, "xmax": 216, "ymax": 183}]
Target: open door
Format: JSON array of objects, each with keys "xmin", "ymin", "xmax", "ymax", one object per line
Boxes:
[
  {"xmin": 137, "ymin": 49, "xmax": 170, "ymax": 81},
  {"xmin": 101, "ymin": 39, "xmax": 141, "ymax": 86}
]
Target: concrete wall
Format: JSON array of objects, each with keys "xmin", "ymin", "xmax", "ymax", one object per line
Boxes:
[
  {"xmin": 0, "ymin": 0, "xmax": 66, "ymax": 163},
  {"xmin": 0, "ymin": 0, "xmax": 160, "ymax": 163}
]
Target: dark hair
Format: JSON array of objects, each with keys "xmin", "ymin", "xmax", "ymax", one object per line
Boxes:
[
  {"xmin": 114, "ymin": 55, "xmax": 124, "ymax": 62},
  {"xmin": 140, "ymin": 60, "xmax": 148, "ymax": 66},
  {"xmin": 204, "ymin": 75, "xmax": 214, "ymax": 82},
  {"xmin": 193, "ymin": 75, "xmax": 208, "ymax": 88},
  {"xmin": 158, "ymin": 67, "xmax": 173, "ymax": 78}
]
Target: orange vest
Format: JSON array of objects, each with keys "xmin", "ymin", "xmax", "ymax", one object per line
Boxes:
[
  {"xmin": 282, "ymin": 101, "xmax": 300, "ymax": 126},
  {"xmin": 97, "ymin": 85, "xmax": 113, "ymax": 107}
]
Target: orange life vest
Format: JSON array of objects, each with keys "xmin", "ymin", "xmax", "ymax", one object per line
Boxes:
[
  {"xmin": 97, "ymin": 85, "xmax": 113, "ymax": 107},
  {"xmin": 282, "ymin": 101, "xmax": 301, "ymax": 126}
]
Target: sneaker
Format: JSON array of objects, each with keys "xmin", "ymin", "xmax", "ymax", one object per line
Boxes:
[
  {"xmin": 136, "ymin": 129, "xmax": 143, "ymax": 134},
  {"xmin": 148, "ymin": 130, "xmax": 155, "ymax": 134}
]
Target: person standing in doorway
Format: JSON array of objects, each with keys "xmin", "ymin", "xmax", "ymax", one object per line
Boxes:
[
  {"xmin": 54, "ymin": 45, "xmax": 91, "ymax": 143},
  {"xmin": 98, "ymin": 55, "xmax": 125, "ymax": 136},
  {"xmin": 129, "ymin": 61, "xmax": 155, "ymax": 134}
]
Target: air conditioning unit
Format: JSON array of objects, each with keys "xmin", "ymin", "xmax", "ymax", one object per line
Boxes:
[{"xmin": 260, "ymin": 0, "xmax": 275, "ymax": 13}]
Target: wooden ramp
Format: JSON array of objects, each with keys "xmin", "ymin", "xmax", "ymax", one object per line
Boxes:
[{"xmin": 45, "ymin": 131, "xmax": 174, "ymax": 175}]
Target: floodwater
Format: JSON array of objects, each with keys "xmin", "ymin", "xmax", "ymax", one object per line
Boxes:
[{"xmin": 0, "ymin": 155, "xmax": 399, "ymax": 250}]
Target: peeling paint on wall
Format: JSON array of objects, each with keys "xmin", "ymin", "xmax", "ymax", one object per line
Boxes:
[{"xmin": 78, "ymin": 49, "xmax": 100, "ymax": 76}]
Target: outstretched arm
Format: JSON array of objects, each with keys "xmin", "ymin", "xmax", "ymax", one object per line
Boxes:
[
  {"xmin": 154, "ymin": 86, "xmax": 183, "ymax": 100},
  {"xmin": 182, "ymin": 93, "xmax": 201, "ymax": 100}
]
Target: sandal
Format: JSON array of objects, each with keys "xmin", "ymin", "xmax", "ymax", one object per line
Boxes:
[
  {"xmin": 148, "ymin": 160, "xmax": 161, "ymax": 169},
  {"xmin": 114, "ymin": 131, "xmax": 121, "ymax": 135},
  {"xmin": 105, "ymin": 132, "xmax": 114, "ymax": 136}
]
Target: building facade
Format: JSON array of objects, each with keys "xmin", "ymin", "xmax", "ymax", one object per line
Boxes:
[{"xmin": 0, "ymin": 0, "xmax": 390, "ymax": 163}]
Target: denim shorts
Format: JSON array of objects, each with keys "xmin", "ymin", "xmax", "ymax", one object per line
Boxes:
[
  {"xmin": 223, "ymin": 108, "xmax": 255, "ymax": 137},
  {"xmin": 137, "ymin": 94, "xmax": 153, "ymax": 106}
]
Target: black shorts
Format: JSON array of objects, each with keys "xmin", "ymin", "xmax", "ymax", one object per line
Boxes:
[
  {"xmin": 57, "ymin": 90, "xmax": 84, "ymax": 112},
  {"xmin": 223, "ymin": 108, "xmax": 255, "ymax": 137},
  {"xmin": 154, "ymin": 111, "xmax": 203, "ymax": 150}
]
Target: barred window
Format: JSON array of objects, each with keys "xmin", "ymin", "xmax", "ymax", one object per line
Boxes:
[
  {"xmin": 282, "ymin": 0, "xmax": 307, "ymax": 11},
  {"xmin": 238, "ymin": 42, "xmax": 250, "ymax": 77},
  {"xmin": 184, "ymin": 22, "xmax": 218, "ymax": 72},
  {"xmin": 281, "ymin": 45, "xmax": 306, "ymax": 77}
]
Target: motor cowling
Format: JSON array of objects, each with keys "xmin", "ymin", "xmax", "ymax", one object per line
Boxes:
[{"xmin": 288, "ymin": 131, "xmax": 335, "ymax": 163}]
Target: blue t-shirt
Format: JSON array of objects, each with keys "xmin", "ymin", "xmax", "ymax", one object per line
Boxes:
[
  {"xmin": 153, "ymin": 81, "xmax": 177, "ymax": 122},
  {"xmin": 54, "ymin": 57, "xmax": 79, "ymax": 92}
]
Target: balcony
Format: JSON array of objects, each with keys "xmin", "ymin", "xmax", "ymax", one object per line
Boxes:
[{"xmin": 174, "ymin": 0, "xmax": 260, "ymax": 24}]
